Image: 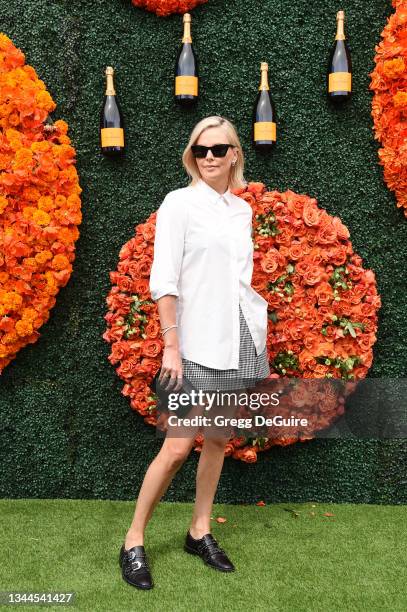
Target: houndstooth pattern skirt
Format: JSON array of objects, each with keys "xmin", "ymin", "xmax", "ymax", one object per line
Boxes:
[{"xmin": 181, "ymin": 304, "xmax": 270, "ymax": 392}]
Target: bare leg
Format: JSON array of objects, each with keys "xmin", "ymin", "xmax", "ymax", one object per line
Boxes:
[
  {"xmin": 124, "ymin": 436, "xmax": 196, "ymax": 549},
  {"xmin": 124, "ymin": 399, "xmax": 206, "ymax": 549},
  {"xmin": 189, "ymin": 389, "xmax": 246, "ymax": 539},
  {"xmin": 188, "ymin": 436, "xmax": 230, "ymax": 539}
]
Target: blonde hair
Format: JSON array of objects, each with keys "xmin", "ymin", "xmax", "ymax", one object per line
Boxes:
[{"xmin": 182, "ymin": 116, "xmax": 246, "ymax": 190}]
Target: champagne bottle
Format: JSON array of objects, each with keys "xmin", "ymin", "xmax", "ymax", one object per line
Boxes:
[
  {"xmin": 327, "ymin": 10, "xmax": 352, "ymax": 102},
  {"xmin": 100, "ymin": 66, "xmax": 125, "ymax": 156},
  {"xmin": 175, "ymin": 13, "xmax": 198, "ymax": 106},
  {"xmin": 252, "ymin": 62, "xmax": 276, "ymax": 152}
]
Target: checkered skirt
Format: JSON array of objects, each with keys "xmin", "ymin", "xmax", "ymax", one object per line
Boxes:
[{"xmin": 181, "ymin": 304, "xmax": 270, "ymax": 391}]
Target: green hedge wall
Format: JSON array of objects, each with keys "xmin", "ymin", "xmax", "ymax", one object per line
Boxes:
[{"xmin": 0, "ymin": 0, "xmax": 406, "ymax": 504}]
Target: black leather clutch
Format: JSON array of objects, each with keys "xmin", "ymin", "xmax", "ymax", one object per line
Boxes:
[{"xmin": 151, "ymin": 369, "xmax": 197, "ymax": 418}]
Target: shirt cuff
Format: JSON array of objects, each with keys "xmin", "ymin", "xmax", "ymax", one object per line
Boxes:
[{"xmin": 150, "ymin": 286, "xmax": 179, "ymax": 301}]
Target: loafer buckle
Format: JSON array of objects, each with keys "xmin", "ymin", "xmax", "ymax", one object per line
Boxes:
[{"xmin": 131, "ymin": 560, "xmax": 142, "ymax": 571}]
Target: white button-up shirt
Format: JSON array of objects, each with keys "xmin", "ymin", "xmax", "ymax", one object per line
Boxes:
[{"xmin": 149, "ymin": 178, "xmax": 269, "ymax": 369}]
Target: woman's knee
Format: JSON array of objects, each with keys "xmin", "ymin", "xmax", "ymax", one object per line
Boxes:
[
  {"xmin": 202, "ymin": 433, "xmax": 230, "ymax": 448},
  {"xmin": 159, "ymin": 439, "xmax": 194, "ymax": 468}
]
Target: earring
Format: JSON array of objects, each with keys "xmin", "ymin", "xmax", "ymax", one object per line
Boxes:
[{"xmin": 232, "ymin": 160, "xmax": 237, "ymax": 166}]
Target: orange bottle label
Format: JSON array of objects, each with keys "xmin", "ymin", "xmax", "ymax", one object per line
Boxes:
[
  {"xmin": 254, "ymin": 121, "xmax": 276, "ymax": 142},
  {"xmin": 101, "ymin": 127, "xmax": 124, "ymax": 147},
  {"xmin": 328, "ymin": 72, "xmax": 352, "ymax": 92},
  {"xmin": 175, "ymin": 75, "xmax": 198, "ymax": 96}
]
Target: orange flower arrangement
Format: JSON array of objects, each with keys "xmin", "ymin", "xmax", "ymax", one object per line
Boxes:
[
  {"xmin": 0, "ymin": 33, "xmax": 82, "ymax": 373},
  {"xmin": 104, "ymin": 183, "xmax": 380, "ymax": 462},
  {"xmin": 369, "ymin": 0, "xmax": 407, "ymax": 217},
  {"xmin": 131, "ymin": 0, "xmax": 208, "ymax": 17}
]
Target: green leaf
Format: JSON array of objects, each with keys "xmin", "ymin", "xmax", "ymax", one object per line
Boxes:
[
  {"xmin": 269, "ymin": 310, "xmax": 278, "ymax": 323},
  {"xmin": 346, "ymin": 322, "xmax": 357, "ymax": 338}
]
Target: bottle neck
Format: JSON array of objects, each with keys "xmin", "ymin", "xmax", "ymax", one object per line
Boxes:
[
  {"xmin": 335, "ymin": 18, "xmax": 345, "ymax": 41},
  {"xmin": 259, "ymin": 69, "xmax": 269, "ymax": 91},
  {"xmin": 182, "ymin": 22, "xmax": 192, "ymax": 43},
  {"xmin": 105, "ymin": 73, "xmax": 115, "ymax": 95}
]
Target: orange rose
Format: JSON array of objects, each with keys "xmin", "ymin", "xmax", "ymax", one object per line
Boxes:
[
  {"xmin": 315, "ymin": 282, "xmax": 334, "ymax": 305},
  {"xmin": 331, "ymin": 216, "xmax": 350, "ymax": 240},
  {"xmin": 133, "ymin": 278, "xmax": 150, "ymax": 297},
  {"xmin": 275, "ymin": 226, "xmax": 294, "ymax": 245},
  {"xmin": 333, "ymin": 299, "xmax": 353, "ymax": 317},
  {"xmin": 303, "ymin": 202, "xmax": 321, "ymax": 227},
  {"xmin": 288, "ymin": 241, "xmax": 304, "ymax": 260},
  {"xmin": 316, "ymin": 218, "xmax": 337, "ymax": 244},
  {"xmin": 251, "ymin": 271, "xmax": 268, "ymax": 292},
  {"xmin": 276, "ymin": 436, "xmax": 298, "ymax": 447},
  {"xmin": 142, "ymin": 339, "xmax": 162, "ymax": 358},
  {"xmin": 302, "ymin": 265, "xmax": 323, "ymax": 286},
  {"xmin": 115, "ymin": 274, "xmax": 134, "ymax": 293},
  {"xmin": 145, "ymin": 319, "xmax": 161, "ymax": 339},
  {"xmin": 283, "ymin": 319, "xmax": 309, "ymax": 340},
  {"xmin": 298, "ymin": 349, "xmax": 316, "ymax": 370},
  {"xmin": 109, "ymin": 340, "xmax": 130, "ymax": 364},
  {"xmin": 346, "ymin": 290, "xmax": 363, "ymax": 306},
  {"xmin": 238, "ymin": 191, "xmax": 256, "ymax": 207},
  {"xmin": 117, "ymin": 356, "xmax": 140, "ymax": 379},
  {"xmin": 359, "ymin": 302, "xmax": 378, "ymax": 317},
  {"xmin": 140, "ymin": 222, "xmax": 155, "ymax": 241},
  {"xmin": 247, "ymin": 182, "xmax": 265, "ymax": 195},
  {"xmin": 133, "ymin": 257, "xmax": 152, "ymax": 278},
  {"xmin": 356, "ymin": 334, "xmax": 376, "ymax": 352},
  {"xmin": 260, "ymin": 248, "xmax": 280, "ymax": 274},
  {"xmin": 328, "ymin": 246, "xmax": 348, "ymax": 266},
  {"xmin": 241, "ymin": 448, "xmax": 258, "ymax": 463}
]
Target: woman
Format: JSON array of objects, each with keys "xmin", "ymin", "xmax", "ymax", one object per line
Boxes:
[{"xmin": 119, "ymin": 116, "xmax": 270, "ymax": 590}]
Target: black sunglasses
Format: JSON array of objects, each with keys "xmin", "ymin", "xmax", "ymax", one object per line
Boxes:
[{"xmin": 191, "ymin": 144, "xmax": 235, "ymax": 158}]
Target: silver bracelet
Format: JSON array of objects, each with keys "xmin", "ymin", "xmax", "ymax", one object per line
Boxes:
[
  {"xmin": 161, "ymin": 324, "xmax": 178, "ymax": 336},
  {"xmin": 160, "ymin": 324, "xmax": 176, "ymax": 333}
]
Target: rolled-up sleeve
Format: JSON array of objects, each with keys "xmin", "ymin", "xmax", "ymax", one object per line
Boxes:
[{"xmin": 149, "ymin": 194, "xmax": 187, "ymax": 302}]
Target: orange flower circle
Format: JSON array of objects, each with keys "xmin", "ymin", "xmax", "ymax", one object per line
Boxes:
[
  {"xmin": 0, "ymin": 34, "xmax": 82, "ymax": 373},
  {"xmin": 369, "ymin": 0, "xmax": 407, "ymax": 217},
  {"xmin": 104, "ymin": 182, "xmax": 380, "ymax": 463},
  {"xmin": 131, "ymin": 0, "xmax": 208, "ymax": 17}
]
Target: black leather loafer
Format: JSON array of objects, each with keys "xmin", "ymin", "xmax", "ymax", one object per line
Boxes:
[
  {"xmin": 119, "ymin": 544, "xmax": 153, "ymax": 589},
  {"xmin": 184, "ymin": 531, "xmax": 235, "ymax": 572}
]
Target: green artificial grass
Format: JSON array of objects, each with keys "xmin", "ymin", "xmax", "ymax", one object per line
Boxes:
[
  {"xmin": 0, "ymin": 0, "xmax": 405, "ymax": 502},
  {"xmin": 1, "ymin": 499, "xmax": 406, "ymax": 612}
]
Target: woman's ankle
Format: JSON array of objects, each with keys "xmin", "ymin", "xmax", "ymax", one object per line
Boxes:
[
  {"xmin": 125, "ymin": 528, "xmax": 145, "ymax": 549},
  {"xmin": 189, "ymin": 524, "xmax": 211, "ymax": 539}
]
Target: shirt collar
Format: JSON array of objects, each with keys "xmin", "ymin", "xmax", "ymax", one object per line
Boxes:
[{"xmin": 195, "ymin": 178, "xmax": 232, "ymax": 206}]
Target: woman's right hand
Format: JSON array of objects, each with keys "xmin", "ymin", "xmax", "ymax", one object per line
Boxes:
[{"xmin": 158, "ymin": 345, "xmax": 183, "ymax": 392}]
